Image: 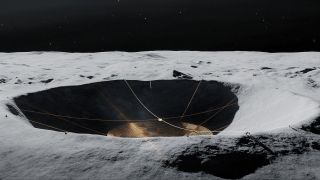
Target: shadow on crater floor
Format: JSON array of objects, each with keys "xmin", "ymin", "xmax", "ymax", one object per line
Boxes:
[{"xmin": 12, "ymin": 80, "xmax": 239, "ymax": 137}]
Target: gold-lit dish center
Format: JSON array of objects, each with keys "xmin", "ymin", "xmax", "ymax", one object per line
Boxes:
[{"xmin": 107, "ymin": 121, "xmax": 213, "ymax": 138}]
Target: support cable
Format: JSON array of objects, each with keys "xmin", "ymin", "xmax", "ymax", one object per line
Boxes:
[
  {"xmin": 123, "ymin": 79, "xmax": 239, "ymax": 134},
  {"xmin": 179, "ymin": 80, "xmax": 202, "ymax": 121},
  {"xmin": 19, "ymin": 101, "xmax": 237, "ymax": 122}
]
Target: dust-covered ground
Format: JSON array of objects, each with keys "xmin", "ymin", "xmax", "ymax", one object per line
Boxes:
[{"xmin": 0, "ymin": 51, "xmax": 320, "ymax": 179}]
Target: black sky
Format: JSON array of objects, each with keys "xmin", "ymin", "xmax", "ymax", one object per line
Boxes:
[{"xmin": 0, "ymin": 0, "xmax": 320, "ymax": 52}]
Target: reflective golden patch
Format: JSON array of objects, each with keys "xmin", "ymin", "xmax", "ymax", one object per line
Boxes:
[{"xmin": 107, "ymin": 121, "xmax": 213, "ymax": 137}]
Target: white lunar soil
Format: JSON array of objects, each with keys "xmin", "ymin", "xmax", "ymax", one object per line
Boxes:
[{"xmin": 0, "ymin": 51, "xmax": 320, "ymax": 179}]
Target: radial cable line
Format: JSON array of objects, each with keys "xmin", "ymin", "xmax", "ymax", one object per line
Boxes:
[
  {"xmin": 179, "ymin": 80, "xmax": 202, "ymax": 121},
  {"xmin": 123, "ymin": 79, "xmax": 240, "ymax": 134},
  {"xmin": 198, "ymin": 98, "xmax": 235, "ymax": 126},
  {"xmin": 124, "ymin": 79, "xmax": 161, "ymax": 119},
  {"xmin": 19, "ymin": 101, "xmax": 237, "ymax": 122},
  {"xmin": 21, "ymin": 102, "xmax": 107, "ymax": 135},
  {"xmin": 22, "ymin": 106, "xmax": 239, "ymax": 134},
  {"xmin": 28, "ymin": 119, "xmax": 66, "ymax": 132}
]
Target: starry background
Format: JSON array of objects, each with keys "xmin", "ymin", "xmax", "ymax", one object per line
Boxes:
[{"xmin": 0, "ymin": 0, "xmax": 320, "ymax": 52}]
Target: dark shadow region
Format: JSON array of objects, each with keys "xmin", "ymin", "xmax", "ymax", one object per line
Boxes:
[
  {"xmin": 12, "ymin": 80, "xmax": 239, "ymax": 137},
  {"xmin": 302, "ymin": 116, "xmax": 320, "ymax": 134},
  {"xmin": 166, "ymin": 151, "xmax": 269, "ymax": 179}
]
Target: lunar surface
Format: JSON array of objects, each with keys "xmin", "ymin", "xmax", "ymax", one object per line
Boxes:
[{"xmin": 0, "ymin": 51, "xmax": 320, "ymax": 179}]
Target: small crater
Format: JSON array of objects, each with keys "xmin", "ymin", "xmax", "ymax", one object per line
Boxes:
[
  {"xmin": 165, "ymin": 150, "xmax": 270, "ymax": 179},
  {"xmin": 80, "ymin": 75, "xmax": 94, "ymax": 79},
  {"xmin": 307, "ymin": 78, "xmax": 319, "ymax": 88},
  {"xmin": 298, "ymin": 67, "xmax": 317, "ymax": 74},
  {"xmin": 14, "ymin": 79, "xmax": 23, "ymax": 84},
  {"xmin": 41, "ymin": 78, "xmax": 54, "ymax": 84},
  {"xmin": 173, "ymin": 70, "xmax": 193, "ymax": 79},
  {"xmin": 0, "ymin": 78, "xmax": 7, "ymax": 84},
  {"xmin": 260, "ymin": 67, "xmax": 273, "ymax": 70}
]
